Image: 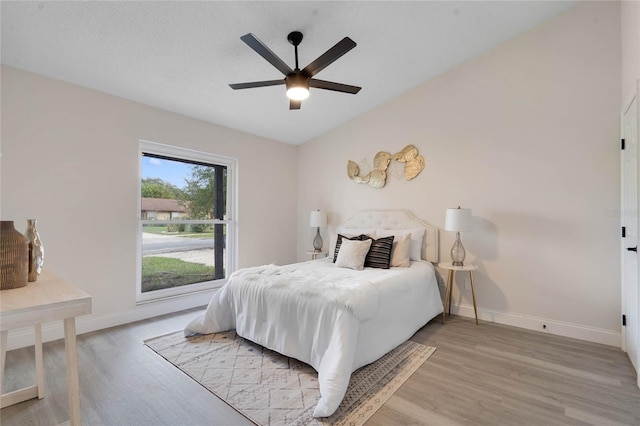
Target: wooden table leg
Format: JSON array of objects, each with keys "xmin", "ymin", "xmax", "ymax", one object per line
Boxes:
[
  {"xmin": 448, "ymin": 270, "xmax": 454, "ymax": 316},
  {"xmin": 442, "ymin": 270, "xmax": 453, "ymax": 324},
  {"xmin": 64, "ymin": 317, "xmax": 82, "ymax": 426},
  {"xmin": 469, "ymin": 271, "xmax": 479, "ymax": 325},
  {"xmin": 34, "ymin": 324, "xmax": 45, "ymax": 398},
  {"xmin": 1, "ymin": 328, "xmax": 43, "ymax": 408},
  {"xmin": 442, "ymin": 272, "xmax": 449, "ymax": 323}
]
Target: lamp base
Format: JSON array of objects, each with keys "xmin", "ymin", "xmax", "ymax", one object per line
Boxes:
[
  {"xmin": 313, "ymin": 227, "xmax": 323, "ymax": 251},
  {"xmin": 450, "ymin": 231, "xmax": 466, "ymax": 267}
]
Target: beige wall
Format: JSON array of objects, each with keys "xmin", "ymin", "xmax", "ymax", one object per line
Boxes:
[
  {"xmin": 622, "ymin": 0, "xmax": 640, "ymax": 105},
  {"xmin": 297, "ymin": 1, "xmax": 621, "ymax": 344},
  {"xmin": 1, "ymin": 66, "xmax": 298, "ymax": 347}
]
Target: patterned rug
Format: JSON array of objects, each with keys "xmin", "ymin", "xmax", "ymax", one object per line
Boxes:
[{"xmin": 145, "ymin": 331, "xmax": 435, "ymax": 426}]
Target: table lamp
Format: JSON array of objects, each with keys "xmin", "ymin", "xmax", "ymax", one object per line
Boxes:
[
  {"xmin": 310, "ymin": 210, "xmax": 327, "ymax": 252},
  {"xmin": 444, "ymin": 206, "xmax": 472, "ymax": 266}
]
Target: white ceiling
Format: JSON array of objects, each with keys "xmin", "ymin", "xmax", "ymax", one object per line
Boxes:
[{"xmin": 1, "ymin": 1, "xmax": 576, "ymax": 145}]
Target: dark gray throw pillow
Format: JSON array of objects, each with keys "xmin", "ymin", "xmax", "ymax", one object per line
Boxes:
[{"xmin": 362, "ymin": 235, "xmax": 395, "ymax": 269}]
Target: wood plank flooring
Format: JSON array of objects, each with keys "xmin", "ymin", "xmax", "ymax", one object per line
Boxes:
[{"xmin": 1, "ymin": 309, "xmax": 639, "ymax": 425}]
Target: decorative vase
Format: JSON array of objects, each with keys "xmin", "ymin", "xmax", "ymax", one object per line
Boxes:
[
  {"xmin": 0, "ymin": 221, "xmax": 29, "ymax": 290},
  {"xmin": 25, "ymin": 219, "xmax": 45, "ymax": 282}
]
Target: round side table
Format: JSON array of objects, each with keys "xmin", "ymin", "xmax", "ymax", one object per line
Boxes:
[
  {"xmin": 438, "ymin": 262, "xmax": 479, "ymax": 325},
  {"xmin": 305, "ymin": 250, "xmax": 328, "ymax": 260}
]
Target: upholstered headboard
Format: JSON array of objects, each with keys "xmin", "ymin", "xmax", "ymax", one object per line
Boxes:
[{"xmin": 339, "ymin": 210, "xmax": 439, "ymax": 263}]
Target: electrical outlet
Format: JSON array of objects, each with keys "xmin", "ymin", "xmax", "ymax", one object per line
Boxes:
[{"xmin": 465, "ymin": 278, "xmax": 471, "ymax": 291}]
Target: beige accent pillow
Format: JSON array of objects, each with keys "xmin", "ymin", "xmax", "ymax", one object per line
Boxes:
[
  {"xmin": 390, "ymin": 234, "xmax": 411, "ymax": 267},
  {"xmin": 335, "ymin": 239, "xmax": 373, "ymax": 271},
  {"xmin": 377, "ymin": 228, "xmax": 426, "ymax": 261}
]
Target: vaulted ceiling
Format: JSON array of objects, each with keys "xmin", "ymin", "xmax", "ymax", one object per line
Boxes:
[{"xmin": 1, "ymin": 1, "xmax": 576, "ymax": 145}]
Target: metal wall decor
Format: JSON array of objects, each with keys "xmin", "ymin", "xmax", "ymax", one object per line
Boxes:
[{"xmin": 347, "ymin": 145, "xmax": 425, "ymax": 188}]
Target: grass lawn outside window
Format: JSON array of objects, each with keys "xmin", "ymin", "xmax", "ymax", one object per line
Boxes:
[{"xmin": 142, "ymin": 257, "xmax": 215, "ymax": 292}]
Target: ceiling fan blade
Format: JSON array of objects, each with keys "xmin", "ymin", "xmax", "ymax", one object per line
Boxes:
[
  {"xmin": 240, "ymin": 33, "xmax": 293, "ymax": 76},
  {"xmin": 302, "ymin": 37, "xmax": 357, "ymax": 77},
  {"xmin": 229, "ymin": 80, "xmax": 284, "ymax": 90},
  {"xmin": 309, "ymin": 78, "xmax": 361, "ymax": 94},
  {"xmin": 289, "ymin": 99, "xmax": 301, "ymax": 110}
]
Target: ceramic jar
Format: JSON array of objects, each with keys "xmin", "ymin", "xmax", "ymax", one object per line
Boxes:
[{"xmin": 0, "ymin": 221, "xmax": 29, "ymax": 289}]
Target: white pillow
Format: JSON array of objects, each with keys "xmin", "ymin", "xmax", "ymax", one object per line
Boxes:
[
  {"xmin": 330, "ymin": 227, "xmax": 377, "ymax": 257},
  {"xmin": 335, "ymin": 238, "xmax": 372, "ymax": 271},
  {"xmin": 390, "ymin": 234, "xmax": 411, "ymax": 267},
  {"xmin": 377, "ymin": 228, "xmax": 426, "ymax": 261}
]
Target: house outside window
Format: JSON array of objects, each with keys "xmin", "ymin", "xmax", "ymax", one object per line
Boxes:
[
  {"xmin": 137, "ymin": 140, "xmax": 237, "ymax": 303},
  {"xmin": 141, "ymin": 198, "xmax": 189, "ymax": 220}
]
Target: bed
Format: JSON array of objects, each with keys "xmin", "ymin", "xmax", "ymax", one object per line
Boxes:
[{"xmin": 184, "ymin": 210, "xmax": 443, "ymax": 417}]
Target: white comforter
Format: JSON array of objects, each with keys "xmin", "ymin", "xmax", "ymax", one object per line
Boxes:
[{"xmin": 184, "ymin": 258, "xmax": 443, "ymax": 417}]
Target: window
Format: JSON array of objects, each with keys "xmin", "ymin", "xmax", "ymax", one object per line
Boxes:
[{"xmin": 137, "ymin": 140, "xmax": 236, "ymax": 303}]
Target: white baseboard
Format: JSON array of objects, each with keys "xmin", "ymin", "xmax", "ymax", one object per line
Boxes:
[
  {"xmin": 450, "ymin": 303, "xmax": 621, "ymax": 347},
  {"xmin": 5, "ymin": 290, "xmax": 214, "ymax": 351},
  {"xmin": 6, "ymin": 291, "xmax": 620, "ymax": 351}
]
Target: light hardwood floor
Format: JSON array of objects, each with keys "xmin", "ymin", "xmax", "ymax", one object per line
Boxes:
[{"xmin": 1, "ymin": 309, "xmax": 639, "ymax": 425}]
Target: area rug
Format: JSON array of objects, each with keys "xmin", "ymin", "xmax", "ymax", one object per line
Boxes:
[{"xmin": 145, "ymin": 330, "xmax": 435, "ymax": 426}]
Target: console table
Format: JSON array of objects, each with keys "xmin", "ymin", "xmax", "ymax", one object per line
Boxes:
[{"xmin": 0, "ymin": 269, "xmax": 91, "ymax": 426}]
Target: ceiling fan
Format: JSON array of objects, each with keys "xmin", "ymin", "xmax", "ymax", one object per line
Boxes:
[{"xmin": 229, "ymin": 31, "xmax": 361, "ymax": 110}]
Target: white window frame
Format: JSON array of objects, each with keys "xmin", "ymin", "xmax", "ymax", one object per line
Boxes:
[{"xmin": 136, "ymin": 140, "xmax": 237, "ymax": 304}]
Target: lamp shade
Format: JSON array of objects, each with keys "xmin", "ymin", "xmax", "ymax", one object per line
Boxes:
[
  {"xmin": 310, "ymin": 210, "xmax": 327, "ymax": 228},
  {"xmin": 444, "ymin": 208, "xmax": 472, "ymax": 232}
]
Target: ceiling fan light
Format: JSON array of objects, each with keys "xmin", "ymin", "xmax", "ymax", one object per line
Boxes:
[
  {"xmin": 286, "ymin": 86, "xmax": 310, "ymax": 100},
  {"xmin": 286, "ymin": 73, "xmax": 310, "ymax": 100}
]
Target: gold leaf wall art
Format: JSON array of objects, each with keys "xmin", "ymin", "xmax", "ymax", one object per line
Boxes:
[{"xmin": 346, "ymin": 145, "xmax": 425, "ymax": 188}]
